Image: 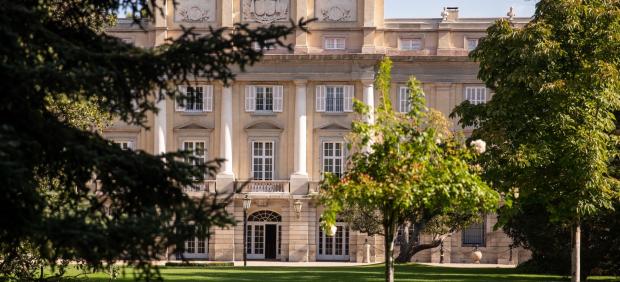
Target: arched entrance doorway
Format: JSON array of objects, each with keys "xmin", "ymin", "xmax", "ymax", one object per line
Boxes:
[{"xmin": 246, "ymin": 210, "xmax": 282, "ymax": 260}]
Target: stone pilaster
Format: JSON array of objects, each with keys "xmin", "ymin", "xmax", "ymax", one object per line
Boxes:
[{"xmin": 290, "ymin": 80, "xmax": 309, "ymax": 195}]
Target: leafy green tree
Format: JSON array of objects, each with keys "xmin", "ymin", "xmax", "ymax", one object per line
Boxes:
[
  {"xmin": 320, "ymin": 58, "xmax": 498, "ymax": 282},
  {"xmin": 0, "ymin": 0, "xmax": 309, "ymax": 280},
  {"xmin": 452, "ymin": 1, "xmax": 620, "ymax": 281}
]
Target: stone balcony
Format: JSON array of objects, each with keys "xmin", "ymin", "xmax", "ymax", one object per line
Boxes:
[
  {"xmin": 183, "ymin": 180, "xmax": 216, "ymax": 196},
  {"xmin": 236, "ymin": 180, "xmax": 291, "ymax": 194}
]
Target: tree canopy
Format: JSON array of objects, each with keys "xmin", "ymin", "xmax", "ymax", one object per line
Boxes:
[
  {"xmin": 0, "ymin": 0, "xmax": 309, "ymax": 280},
  {"xmin": 451, "ymin": 0, "xmax": 620, "ymax": 280},
  {"xmin": 320, "ymin": 57, "xmax": 498, "ymax": 282}
]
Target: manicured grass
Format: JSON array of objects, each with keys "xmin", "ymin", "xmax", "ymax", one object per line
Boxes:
[{"xmin": 61, "ymin": 264, "xmax": 619, "ymax": 282}]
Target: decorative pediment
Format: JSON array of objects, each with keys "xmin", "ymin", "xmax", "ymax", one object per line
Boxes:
[
  {"xmin": 316, "ymin": 122, "xmax": 350, "ymax": 131},
  {"xmin": 242, "ymin": 0, "xmax": 290, "ymax": 24},
  {"xmin": 245, "ymin": 121, "xmax": 283, "ymax": 131},
  {"xmin": 174, "ymin": 123, "xmax": 212, "ymax": 131},
  {"xmin": 174, "ymin": 0, "xmax": 216, "ymax": 23},
  {"xmin": 316, "ymin": 0, "xmax": 357, "ymax": 22}
]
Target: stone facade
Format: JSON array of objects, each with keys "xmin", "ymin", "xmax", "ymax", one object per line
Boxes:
[{"xmin": 104, "ymin": 0, "xmax": 531, "ymax": 264}]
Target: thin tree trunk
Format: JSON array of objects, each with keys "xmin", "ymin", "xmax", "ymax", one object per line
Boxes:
[
  {"xmin": 384, "ymin": 224, "xmax": 395, "ymax": 282},
  {"xmin": 571, "ymin": 223, "xmax": 581, "ymax": 282}
]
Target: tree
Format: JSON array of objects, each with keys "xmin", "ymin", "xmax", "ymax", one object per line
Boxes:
[
  {"xmin": 451, "ymin": 1, "xmax": 620, "ymax": 281},
  {"xmin": 0, "ymin": 0, "xmax": 310, "ymax": 280},
  {"xmin": 320, "ymin": 57, "xmax": 499, "ymax": 282}
]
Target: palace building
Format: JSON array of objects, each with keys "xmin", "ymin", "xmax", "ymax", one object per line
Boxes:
[{"xmin": 105, "ymin": 0, "xmax": 530, "ymax": 264}]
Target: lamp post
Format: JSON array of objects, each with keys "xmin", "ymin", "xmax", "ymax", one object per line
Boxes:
[
  {"xmin": 293, "ymin": 199, "xmax": 302, "ymax": 219},
  {"xmin": 242, "ymin": 194, "xmax": 252, "ymax": 267}
]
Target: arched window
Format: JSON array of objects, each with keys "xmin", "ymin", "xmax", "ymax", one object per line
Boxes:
[{"xmin": 248, "ymin": 210, "xmax": 282, "ymax": 222}]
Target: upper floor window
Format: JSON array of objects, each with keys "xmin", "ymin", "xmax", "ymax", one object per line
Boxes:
[
  {"xmin": 322, "ymin": 141, "xmax": 344, "ymax": 178},
  {"xmin": 462, "ymin": 220, "xmax": 485, "ymax": 246},
  {"xmin": 251, "ymin": 141, "xmax": 274, "ymax": 180},
  {"xmin": 176, "ymin": 85, "xmax": 213, "ymax": 112},
  {"xmin": 400, "ymin": 38, "xmax": 422, "ymax": 51},
  {"xmin": 324, "ymin": 37, "xmax": 346, "ymax": 50},
  {"xmin": 467, "ymin": 38, "xmax": 479, "ymax": 51},
  {"xmin": 114, "ymin": 140, "xmax": 134, "ymax": 150},
  {"xmin": 315, "ymin": 85, "xmax": 354, "ymax": 113},
  {"xmin": 399, "ymin": 86, "xmax": 412, "ymax": 113},
  {"xmin": 245, "ymin": 85, "xmax": 283, "ymax": 113},
  {"xmin": 465, "ymin": 87, "xmax": 487, "ymax": 105},
  {"xmin": 183, "ymin": 141, "xmax": 206, "ymax": 167}
]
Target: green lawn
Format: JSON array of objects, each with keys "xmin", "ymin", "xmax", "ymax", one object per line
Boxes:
[{"xmin": 62, "ymin": 264, "xmax": 619, "ymax": 282}]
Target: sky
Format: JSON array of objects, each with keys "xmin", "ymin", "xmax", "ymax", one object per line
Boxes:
[{"xmin": 385, "ymin": 0, "xmax": 538, "ymax": 19}]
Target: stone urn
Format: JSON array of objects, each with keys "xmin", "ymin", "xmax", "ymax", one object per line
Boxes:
[{"xmin": 470, "ymin": 247, "xmax": 483, "ymax": 264}]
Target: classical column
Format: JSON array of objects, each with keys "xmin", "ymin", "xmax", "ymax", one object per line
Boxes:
[
  {"xmin": 219, "ymin": 86, "xmax": 234, "ymax": 176},
  {"xmin": 362, "ymin": 80, "xmax": 375, "ymax": 125},
  {"xmin": 154, "ymin": 98, "xmax": 166, "ymax": 155},
  {"xmin": 290, "ymin": 80, "xmax": 309, "ymax": 195},
  {"xmin": 216, "ymin": 86, "xmax": 235, "ymax": 195}
]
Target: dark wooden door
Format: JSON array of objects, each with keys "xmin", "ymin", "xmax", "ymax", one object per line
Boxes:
[{"xmin": 265, "ymin": 224, "xmax": 277, "ymax": 259}]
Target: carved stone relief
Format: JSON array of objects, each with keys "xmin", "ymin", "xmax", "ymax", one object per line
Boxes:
[
  {"xmin": 242, "ymin": 0, "xmax": 290, "ymax": 24},
  {"xmin": 316, "ymin": 0, "xmax": 357, "ymax": 22},
  {"xmin": 174, "ymin": 0, "xmax": 215, "ymax": 23}
]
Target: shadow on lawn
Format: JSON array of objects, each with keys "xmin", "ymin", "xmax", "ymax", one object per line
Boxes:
[{"xmin": 154, "ymin": 264, "xmax": 572, "ymax": 282}]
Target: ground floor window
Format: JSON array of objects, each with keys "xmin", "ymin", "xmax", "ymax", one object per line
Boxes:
[
  {"xmin": 317, "ymin": 222, "xmax": 350, "ymax": 261},
  {"xmin": 461, "ymin": 218, "xmax": 486, "ymax": 247},
  {"xmin": 176, "ymin": 237, "xmax": 208, "ymax": 259}
]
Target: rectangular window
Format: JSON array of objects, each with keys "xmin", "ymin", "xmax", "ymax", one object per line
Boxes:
[
  {"xmin": 399, "ymin": 87, "xmax": 412, "ymax": 113},
  {"xmin": 245, "ymin": 85, "xmax": 283, "ymax": 112},
  {"xmin": 465, "ymin": 87, "xmax": 487, "ymax": 105},
  {"xmin": 183, "ymin": 141, "xmax": 206, "ymax": 168},
  {"xmin": 114, "ymin": 140, "xmax": 134, "ymax": 150},
  {"xmin": 323, "ymin": 141, "xmax": 344, "ymax": 177},
  {"xmin": 324, "ymin": 37, "xmax": 346, "ymax": 50},
  {"xmin": 400, "ymin": 38, "xmax": 422, "ymax": 51},
  {"xmin": 255, "ymin": 86, "xmax": 274, "ymax": 111},
  {"xmin": 462, "ymin": 221, "xmax": 485, "ymax": 246},
  {"xmin": 252, "ymin": 141, "xmax": 274, "ymax": 180},
  {"xmin": 186, "ymin": 239, "xmax": 195, "ymax": 253},
  {"xmin": 177, "ymin": 85, "xmax": 213, "ymax": 112},
  {"xmin": 326, "ymin": 86, "xmax": 344, "ymax": 112},
  {"xmin": 467, "ymin": 38, "xmax": 479, "ymax": 51}
]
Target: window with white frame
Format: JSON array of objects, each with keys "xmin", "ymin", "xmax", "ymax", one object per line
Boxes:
[
  {"xmin": 184, "ymin": 237, "xmax": 208, "ymax": 255},
  {"xmin": 400, "ymin": 38, "xmax": 422, "ymax": 51},
  {"xmin": 251, "ymin": 141, "xmax": 274, "ymax": 180},
  {"xmin": 183, "ymin": 141, "xmax": 206, "ymax": 168},
  {"xmin": 322, "ymin": 141, "xmax": 344, "ymax": 178},
  {"xmin": 467, "ymin": 38, "xmax": 479, "ymax": 51},
  {"xmin": 324, "ymin": 37, "xmax": 346, "ymax": 50},
  {"xmin": 462, "ymin": 220, "xmax": 485, "ymax": 246},
  {"xmin": 315, "ymin": 85, "xmax": 354, "ymax": 113},
  {"xmin": 465, "ymin": 87, "xmax": 487, "ymax": 105},
  {"xmin": 114, "ymin": 140, "xmax": 134, "ymax": 150},
  {"xmin": 245, "ymin": 85, "xmax": 283, "ymax": 113},
  {"xmin": 176, "ymin": 85, "xmax": 213, "ymax": 112},
  {"xmin": 399, "ymin": 86, "xmax": 412, "ymax": 113}
]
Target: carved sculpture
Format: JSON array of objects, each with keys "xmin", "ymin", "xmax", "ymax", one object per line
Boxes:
[
  {"xmin": 242, "ymin": 0, "xmax": 290, "ymax": 24},
  {"xmin": 174, "ymin": 0, "xmax": 215, "ymax": 23},
  {"xmin": 316, "ymin": 0, "xmax": 357, "ymax": 22}
]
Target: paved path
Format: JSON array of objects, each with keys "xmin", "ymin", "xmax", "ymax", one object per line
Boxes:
[
  {"xmin": 418, "ymin": 262, "xmax": 516, "ymax": 269},
  {"xmin": 232, "ymin": 261, "xmax": 373, "ymax": 267}
]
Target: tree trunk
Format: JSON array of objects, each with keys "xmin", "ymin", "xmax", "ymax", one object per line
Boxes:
[
  {"xmin": 571, "ymin": 223, "xmax": 581, "ymax": 282},
  {"xmin": 384, "ymin": 224, "xmax": 395, "ymax": 282}
]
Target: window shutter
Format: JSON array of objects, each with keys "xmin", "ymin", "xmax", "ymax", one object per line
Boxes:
[
  {"xmin": 245, "ymin": 85, "xmax": 256, "ymax": 112},
  {"xmin": 399, "ymin": 87, "xmax": 408, "ymax": 113},
  {"xmin": 273, "ymin": 85, "xmax": 283, "ymax": 112},
  {"xmin": 203, "ymin": 85, "xmax": 213, "ymax": 112},
  {"xmin": 343, "ymin": 85, "xmax": 354, "ymax": 112},
  {"xmin": 316, "ymin": 85, "xmax": 326, "ymax": 112},
  {"xmin": 176, "ymin": 85, "xmax": 186, "ymax": 111}
]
